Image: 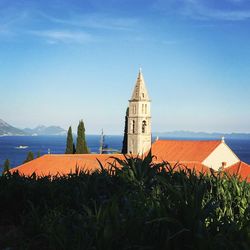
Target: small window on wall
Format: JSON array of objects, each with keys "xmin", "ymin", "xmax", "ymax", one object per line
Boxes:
[
  {"xmin": 130, "ymin": 120, "xmax": 134, "ymax": 133},
  {"xmin": 145, "ymin": 104, "xmax": 147, "ymax": 114},
  {"xmin": 142, "ymin": 120, "xmax": 147, "ymax": 133},
  {"xmin": 132, "ymin": 120, "xmax": 135, "ymax": 134},
  {"xmin": 133, "ymin": 105, "xmax": 136, "ymax": 114},
  {"xmin": 136, "ymin": 89, "xmax": 139, "ymax": 98},
  {"xmin": 142, "ymin": 104, "xmax": 144, "ymax": 113},
  {"xmin": 142, "ymin": 93, "xmax": 144, "ymax": 98}
]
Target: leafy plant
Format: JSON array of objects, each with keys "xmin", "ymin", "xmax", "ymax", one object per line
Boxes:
[{"xmin": 0, "ymin": 154, "xmax": 249, "ymax": 249}]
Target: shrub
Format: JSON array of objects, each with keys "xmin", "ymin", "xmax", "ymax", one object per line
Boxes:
[{"xmin": 0, "ymin": 153, "xmax": 249, "ymax": 249}]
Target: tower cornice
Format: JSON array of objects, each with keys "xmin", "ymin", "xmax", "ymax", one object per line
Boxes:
[
  {"xmin": 128, "ymin": 116, "xmax": 152, "ymax": 119},
  {"xmin": 129, "ymin": 99, "xmax": 151, "ymax": 102}
]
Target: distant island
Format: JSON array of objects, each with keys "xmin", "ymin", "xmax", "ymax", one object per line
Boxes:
[
  {"xmin": 154, "ymin": 131, "xmax": 250, "ymax": 140},
  {"xmin": 23, "ymin": 125, "xmax": 66, "ymax": 136},
  {"xmin": 1, "ymin": 118, "xmax": 250, "ymax": 139},
  {"xmin": 0, "ymin": 119, "xmax": 26, "ymax": 136},
  {"xmin": 0, "ymin": 119, "xmax": 66, "ymax": 136}
]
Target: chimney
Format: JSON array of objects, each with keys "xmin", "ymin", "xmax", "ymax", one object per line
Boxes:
[{"xmin": 221, "ymin": 162, "xmax": 227, "ymax": 170}]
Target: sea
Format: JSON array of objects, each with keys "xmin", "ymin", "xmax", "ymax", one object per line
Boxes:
[{"xmin": 0, "ymin": 135, "xmax": 250, "ymax": 171}]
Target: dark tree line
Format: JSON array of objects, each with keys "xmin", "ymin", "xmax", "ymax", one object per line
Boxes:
[
  {"xmin": 65, "ymin": 126, "xmax": 75, "ymax": 154},
  {"xmin": 2, "ymin": 120, "xmax": 89, "ymax": 175},
  {"xmin": 65, "ymin": 120, "xmax": 89, "ymax": 154},
  {"xmin": 2, "ymin": 151, "xmax": 41, "ymax": 175},
  {"xmin": 122, "ymin": 107, "xmax": 129, "ymax": 154},
  {"xmin": 2, "ymin": 159, "xmax": 10, "ymax": 174}
]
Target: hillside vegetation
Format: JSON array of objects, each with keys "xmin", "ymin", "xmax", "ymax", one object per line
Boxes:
[{"xmin": 0, "ymin": 153, "xmax": 249, "ymax": 250}]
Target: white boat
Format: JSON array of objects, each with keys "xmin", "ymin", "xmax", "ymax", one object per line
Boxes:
[{"xmin": 15, "ymin": 145, "xmax": 29, "ymax": 149}]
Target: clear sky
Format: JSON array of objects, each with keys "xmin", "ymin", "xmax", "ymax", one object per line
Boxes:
[{"xmin": 1, "ymin": 0, "xmax": 250, "ymax": 134}]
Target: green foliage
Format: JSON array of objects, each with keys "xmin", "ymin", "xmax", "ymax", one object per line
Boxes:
[
  {"xmin": 2, "ymin": 159, "xmax": 10, "ymax": 174},
  {"xmin": 76, "ymin": 120, "xmax": 89, "ymax": 154},
  {"xmin": 121, "ymin": 107, "xmax": 129, "ymax": 154},
  {"xmin": 65, "ymin": 126, "xmax": 74, "ymax": 154},
  {"xmin": 37, "ymin": 151, "xmax": 41, "ymax": 158},
  {"xmin": 23, "ymin": 151, "xmax": 34, "ymax": 164},
  {"xmin": 0, "ymin": 153, "xmax": 249, "ymax": 249}
]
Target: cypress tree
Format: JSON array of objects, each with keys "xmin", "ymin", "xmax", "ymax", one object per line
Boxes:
[
  {"xmin": 23, "ymin": 151, "xmax": 34, "ymax": 163},
  {"xmin": 65, "ymin": 126, "xmax": 74, "ymax": 154},
  {"xmin": 122, "ymin": 107, "xmax": 129, "ymax": 154},
  {"xmin": 76, "ymin": 120, "xmax": 89, "ymax": 154},
  {"xmin": 3, "ymin": 159, "xmax": 10, "ymax": 174}
]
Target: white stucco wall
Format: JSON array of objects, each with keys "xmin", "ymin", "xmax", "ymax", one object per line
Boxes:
[{"xmin": 202, "ymin": 142, "xmax": 240, "ymax": 170}]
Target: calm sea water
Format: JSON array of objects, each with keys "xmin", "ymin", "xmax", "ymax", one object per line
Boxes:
[
  {"xmin": 0, "ymin": 135, "xmax": 250, "ymax": 171},
  {"xmin": 0, "ymin": 135, "xmax": 122, "ymax": 170}
]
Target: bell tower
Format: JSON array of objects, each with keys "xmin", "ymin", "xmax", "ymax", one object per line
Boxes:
[{"xmin": 127, "ymin": 69, "xmax": 151, "ymax": 155}]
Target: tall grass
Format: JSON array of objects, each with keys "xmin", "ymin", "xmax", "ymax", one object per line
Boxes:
[{"xmin": 0, "ymin": 153, "xmax": 249, "ymax": 249}]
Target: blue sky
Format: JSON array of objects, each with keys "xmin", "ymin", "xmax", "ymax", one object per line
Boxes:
[{"xmin": 1, "ymin": 0, "xmax": 250, "ymax": 134}]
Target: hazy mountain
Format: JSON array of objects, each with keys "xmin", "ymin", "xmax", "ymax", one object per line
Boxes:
[
  {"xmin": 0, "ymin": 119, "xmax": 26, "ymax": 136},
  {"xmin": 0, "ymin": 119, "xmax": 66, "ymax": 136},
  {"xmin": 154, "ymin": 131, "xmax": 250, "ymax": 139},
  {"xmin": 23, "ymin": 125, "xmax": 66, "ymax": 136}
]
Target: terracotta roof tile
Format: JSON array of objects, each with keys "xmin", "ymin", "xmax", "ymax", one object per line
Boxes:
[
  {"xmin": 224, "ymin": 161, "xmax": 250, "ymax": 182},
  {"xmin": 10, "ymin": 140, "xmax": 248, "ymax": 180},
  {"xmin": 151, "ymin": 140, "xmax": 221, "ymax": 162},
  {"xmin": 10, "ymin": 154, "xmax": 125, "ymax": 176},
  {"xmin": 11, "ymin": 153, "xmax": 211, "ymax": 177}
]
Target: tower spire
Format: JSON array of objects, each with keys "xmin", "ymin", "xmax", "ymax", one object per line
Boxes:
[{"xmin": 130, "ymin": 68, "xmax": 150, "ymax": 101}]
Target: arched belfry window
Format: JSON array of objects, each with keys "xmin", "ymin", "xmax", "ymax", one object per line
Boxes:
[
  {"xmin": 142, "ymin": 120, "xmax": 147, "ymax": 133},
  {"xmin": 131, "ymin": 120, "xmax": 135, "ymax": 134}
]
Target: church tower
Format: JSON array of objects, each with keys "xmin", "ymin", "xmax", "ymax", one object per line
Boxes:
[{"xmin": 127, "ymin": 69, "xmax": 151, "ymax": 155}]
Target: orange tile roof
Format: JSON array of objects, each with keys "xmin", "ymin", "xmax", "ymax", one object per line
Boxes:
[
  {"xmin": 168, "ymin": 161, "xmax": 211, "ymax": 174},
  {"xmin": 151, "ymin": 140, "xmax": 221, "ymax": 162},
  {"xmin": 10, "ymin": 139, "xmax": 248, "ymax": 181},
  {"xmin": 10, "ymin": 154, "xmax": 125, "ymax": 176},
  {"xmin": 11, "ymin": 153, "xmax": 211, "ymax": 177},
  {"xmin": 224, "ymin": 161, "xmax": 250, "ymax": 182}
]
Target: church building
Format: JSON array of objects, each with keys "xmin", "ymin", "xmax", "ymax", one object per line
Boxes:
[
  {"xmin": 127, "ymin": 68, "xmax": 151, "ymax": 155},
  {"xmin": 11, "ymin": 69, "xmax": 250, "ymax": 181}
]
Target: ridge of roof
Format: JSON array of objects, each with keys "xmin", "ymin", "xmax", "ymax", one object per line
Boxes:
[
  {"xmin": 151, "ymin": 139, "xmax": 222, "ymax": 162},
  {"xmin": 43, "ymin": 153, "xmax": 123, "ymax": 157},
  {"xmin": 155, "ymin": 139, "xmax": 221, "ymax": 142}
]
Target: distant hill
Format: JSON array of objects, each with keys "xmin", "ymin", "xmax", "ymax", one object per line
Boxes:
[
  {"xmin": 154, "ymin": 131, "xmax": 250, "ymax": 140},
  {"xmin": 0, "ymin": 119, "xmax": 66, "ymax": 136},
  {"xmin": 23, "ymin": 125, "xmax": 66, "ymax": 136},
  {"xmin": 0, "ymin": 119, "xmax": 26, "ymax": 136}
]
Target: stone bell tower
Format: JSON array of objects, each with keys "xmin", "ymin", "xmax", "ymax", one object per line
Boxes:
[{"xmin": 127, "ymin": 69, "xmax": 151, "ymax": 155}]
